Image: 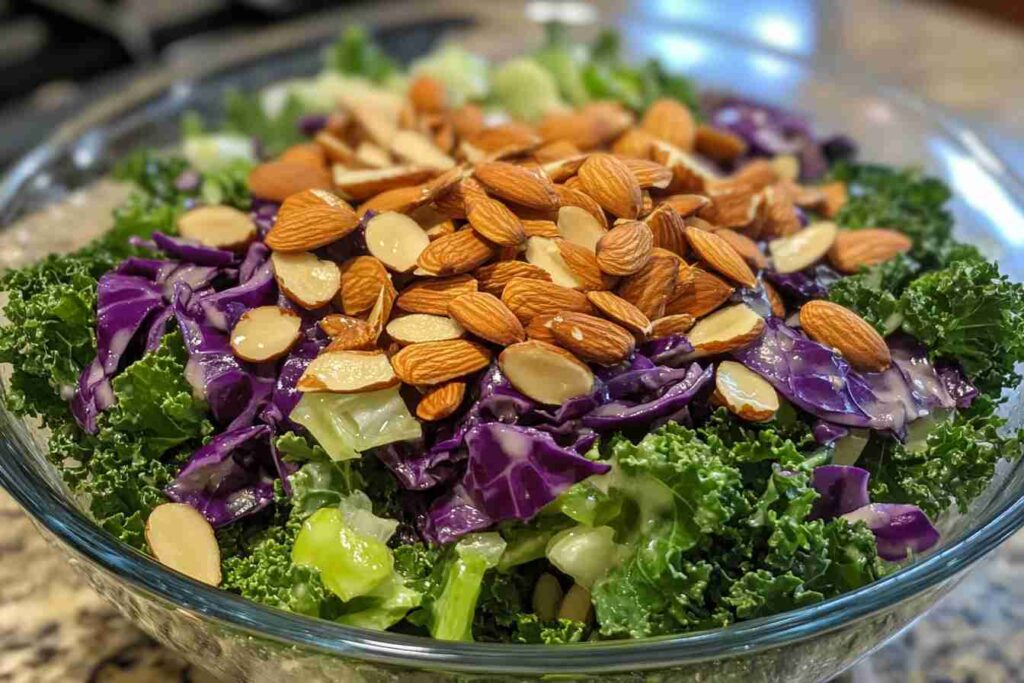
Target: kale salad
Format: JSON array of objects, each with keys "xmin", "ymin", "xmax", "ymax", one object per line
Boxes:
[{"xmin": 2, "ymin": 26, "xmax": 1023, "ymax": 644}]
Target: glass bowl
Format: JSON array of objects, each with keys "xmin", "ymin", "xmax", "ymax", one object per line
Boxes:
[{"xmin": 3, "ymin": 5, "xmax": 1024, "ymax": 681}]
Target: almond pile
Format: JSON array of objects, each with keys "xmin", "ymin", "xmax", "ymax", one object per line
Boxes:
[{"xmin": 180, "ymin": 76, "xmax": 912, "ymax": 420}]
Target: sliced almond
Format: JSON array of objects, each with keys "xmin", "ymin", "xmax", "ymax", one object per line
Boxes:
[
  {"xmin": 499, "ymin": 341, "xmax": 595, "ymax": 405},
  {"xmin": 694, "ymin": 125, "xmax": 748, "ymax": 162},
  {"xmin": 645, "ymin": 204, "xmax": 688, "ymax": 258},
  {"xmin": 535, "ymin": 139, "xmax": 583, "ymax": 162},
  {"xmin": 248, "ymin": 161, "xmax": 333, "ymax": 202},
  {"xmin": 332, "ymin": 166, "xmax": 435, "ymax": 201},
  {"xmin": 828, "ymin": 229, "xmax": 913, "ymax": 273},
  {"xmin": 799, "ymin": 300, "xmax": 892, "ymax": 372},
  {"xmin": 474, "ymin": 261, "xmax": 551, "ymax": 296},
  {"xmin": 364, "ymin": 212, "xmax": 431, "ymax": 273},
  {"xmin": 585, "ymin": 290, "xmax": 651, "ymax": 336},
  {"xmin": 339, "ymin": 256, "xmax": 391, "ymax": 315},
  {"xmin": 770, "ymin": 154, "xmax": 801, "ymax": 182},
  {"xmin": 386, "ymin": 314, "xmax": 465, "ymax": 345},
  {"xmin": 389, "ymin": 129, "xmax": 456, "ymax": 171},
  {"xmin": 715, "ymin": 360, "xmax": 779, "ymax": 422},
  {"xmin": 297, "ymin": 349, "xmax": 399, "ymax": 393},
  {"xmin": 397, "ymin": 274, "xmax": 478, "ymax": 315},
  {"xmin": 145, "ymin": 503, "xmax": 221, "ymax": 586},
  {"xmin": 616, "ymin": 254, "xmax": 678, "ymax": 319},
  {"xmin": 549, "ymin": 312, "xmax": 635, "ymax": 365},
  {"xmin": 230, "ymin": 306, "xmax": 302, "ymax": 362},
  {"xmin": 557, "ymin": 239, "xmax": 616, "ymax": 291},
  {"xmin": 595, "ymin": 220, "xmax": 653, "ymax": 276},
  {"xmin": 703, "ymin": 182, "xmax": 762, "ymax": 230},
  {"xmin": 267, "ymin": 189, "xmax": 360, "ymax": 252},
  {"xmin": 819, "ymin": 181, "xmax": 848, "ymax": 218},
  {"xmin": 348, "ymin": 103, "xmax": 399, "ymax": 148},
  {"xmin": 541, "ymin": 154, "xmax": 589, "ymax": 183},
  {"xmin": 315, "ymin": 131, "xmax": 357, "ymax": 165},
  {"xmin": 769, "ymin": 222, "xmax": 838, "ymax": 274},
  {"xmin": 417, "ymin": 228, "xmax": 496, "ymax": 276},
  {"xmin": 525, "ymin": 236, "xmax": 582, "ymax": 289},
  {"xmin": 416, "ymin": 381, "xmax": 467, "ymax": 421},
  {"xmin": 473, "ymin": 161, "xmax": 560, "ymax": 211},
  {"xmin": 578, "ymin": 153, "xmax": 643, "ymax": 219},
  {"xmin": 715, "ymin": 229, "xmax": 768, "ymax": 269},
  {"xmin": 391, "ymin": 339, "xmax": 492, "ymax": 385},
  {"xmin": 448, "ymin": 292, "xmax": 525, "ymax": 345},
  {"xmin": 664, "ymin": 265, "xmax": 735, "ymax": 318},
  {"xmin": 321, "ymin": 315, "xmax": 377, "ymax": 351},
  {"xmin": 364, "ymin": 283, "xmax": 396, "ymax": 345},
  {"xmin": 177, "ymin": 205, "xmax": 256, "ymax": 251},
  {"xmin": 622, "ymin": 158, "xmax": 673, "ymax": 189},
  {"xmin": 685, "ymin": 226, "xmax": 757, "ymax": 288},
  {"xmin": 758, "ymin": 185, "xmax": 802, "ymax": 239},
  {"xmin": 466, "ymin": 195, "xmax": 527, "ymax": 247},
  {"xmin": 279, "ymin": 143, "xmax": 327, "ymax": 169},
  {"xmin": 649, "ymin": 313, "xmax": 696, "ymax": 339},
  {"xmin": 354, "ymin": 141, "xmax": 394, "ymax": 169},
  {"xmin": 272, "ymin": 251, "xmax": 341, "ymax": 310},
  {"xmin": 557, "ymin": 205, "xmax": 608, "ymax": 252},
  {"xmin": 641, "ymin": 98, "xmax": 696, "ymax": 151},
  {"xmin": 730, "ymin": 159, "xmax": 779, "ymax": 191},
  {"xmin": 502, "ymin": 277, "xmax": 594, "ymax": 324},
  {"xmin": 357, "ymin": 184, "xmax": 431, "ymax": 216},
  {"xmin": 651, "ymin": 141, "xmax": 720, "ymax": 193},
  {"xmin": 684, "ymin": 303, "xmax": 766, "ymax": 358},
  {"xmin": 524, "ymin": 312, "xmax": 560, "ymax": 344},
  {"xmin": 521, "ymin": 219, "xmax": 560, "ymax": 239}
]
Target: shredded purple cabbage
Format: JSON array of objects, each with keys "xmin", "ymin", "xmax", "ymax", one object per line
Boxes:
[{"xmin": 842, "ymin": 503, "xmax": 940, "ymax": 562}]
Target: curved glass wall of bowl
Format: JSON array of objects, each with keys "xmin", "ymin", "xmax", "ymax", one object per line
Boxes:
[{"xmin": 1, "ymin": 3, "xmax": 1024, "ymax": 680}]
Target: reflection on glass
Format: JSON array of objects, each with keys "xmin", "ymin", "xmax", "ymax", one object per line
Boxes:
[{"xmin": 644, "ymin": 0, "xmax": 817, "ymax": 55}]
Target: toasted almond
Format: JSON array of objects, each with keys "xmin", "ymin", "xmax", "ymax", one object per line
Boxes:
[
  {"xmin": 499, "ymin": 341, "xmax": 595, "ymax": 405},
  {"xmin": 357, "ymin": 184, "xmax": 431, "ymax": 216},
  {"xmin": 685, "ymin": 226, "xmax": 757, "ymax": 288},
  {"xmin": 397, "ymin": 274, "xmax": 478, "ymax": 315},
  {"xmin": 279, "ymin": 143, "xmax": 328, "ymax": 169},
  {"xmin": 649, "ymin": 313, "xmax": 696, "ymax": 339},
  {"xmin": 267, "ymin": 189, "xmax": 360, "ymax": 252},
  {"xmin": 145, "ymin": 503, "xmax": 221, "ymax": 586},
  {"xmin": 694, "ymin": 125, "xmax": 748, "ymax": 162},
  {"xmin": 321, "ymin": 315, "xmax": 377, "ymax": 351},
  {"xmin": 664, "ymin": 265, "xmax": 735, "ymax": 318},
  {"xmin": 549, "ymin": 312, "xmax": 634, "ymax": 365},
  {"xmin": 521, "ymin": 219, "xmax": 560, "ymax": 238},
  {"xmin": 557, "ymin": 205, "xmax": 609, "ymax": 252},
  {"xmin": 422, "ymin": 165, "xmax": 466, "ymax": 202},
  {"xmin": 595, "ymin": 220, "xmax": 653, "ymax": 276},
  {"xmin": 332, "ymin": 166, "xmax": 436, "ymax": 201},
  {"xmin": 611, "ymin": 128, "xmax": 657, "ymax": 158},
  {"xmin": 391, "ymin": 339, "xmax": 492, "ymax": 385},
  {"xmin": 715, "ymin": 360, "xmax": 779, "ymax": 422},
  {"xmin": 389, "ymin": 129, "xmax": 456, "ymax": 171},
  {"xmin": 578, "ymin": 154, "xmax": 643, "ymax": 219},
  {"xmin": 298, "ymin": 349, "xmax": 399, "ymax": 393},
  {"xmin": 525, "ymin": 236, "xmax": 582, "ymax": 288},
  {"xmin": 408, "ymin": 74, "xmax": 447, "ymax": 113},
  {"xmin": 431, "ymin": 181, "xmax": 467, "ymax": 219},
  {"xmin": 386, "ymin": 314, "xmax": 465, "ymax": 345},
  {"xmin": 585, "ymin": 290, "xmax": 651, "ymax": 336},
  {"xmin": 448, "ymin": 292, "xmax": 525, "ymax": 345},
  {"xmin": 339, "ymin": 256, "xmax": 391, "ymax": 315},
  {"xmin": 763, "ymin": 281, "xmax": 786, "ymax": 318},
  {"xmin": 364, "ymin": 282, "xmax": 396, "ymax": 345},
  {"xmin": 524, "ymin": 312, "xmax": 560, "ymax": 344},
  {"xmin": 639, "ymin": 191, "xmax": 654, "ymax": 218},
  {"xmin": 272, "ymin": 251, "xmax": 341, "ymax": 310},
  {"xmin": 828, "ymin": 229, "xmax": 913, "ymax": 273},
  {"xmin": 363, "ymin": 211, "xmax": 431, "ymax": 273},
  {"xmin": 684, "ymin": 303, "xmax": 766, "ymax": 358},
  {"xmin": 466, "ymin": 195, "xmax": 527, "ymax": 247},
  {"xmin": 799, "ymin": 300, "xmax": 892, "ymax": 372},
  {"xmin": 230, "ymin": 306, "xmax": 302, "ymax": 362},
  {"xmin": 473, "ymin": 161, "xmax": 560, "ymax": 211},
  {"xmin": 645, "ymin": 204, "xmax": 689, "ymax": 258},
  {"xmin": 248, "ymin": 161, "xmax": 333, "ymax": 202},
  {"xmin": 660, "ymin": 194, "xmax": 712, "ymax": 218},
  {"xmin": 417, "ymin": 228, "xmax": 496, "ymax": 276},
  {"xmin": 348, "ymin": 102, "xmax": 400, "ymax": 148},
  {"xmin": 177, "ymin": 205, "xmax": 256, "ymax": 251},
  {"xmin": 769, "ymin": 221, "xmax": 838, "ymax": 274},
  {"xmin": 501, "ymin": 277, "xmax": 594, "ymax": 324},
  {"xmin": 315, "ymin": 131, "xmax": 357, "ymax": 165},
  {"xmin": 819, "ymin": 181, "xmax": 848, "ymax": 218},
  {"xmin": 715, "ymin": 229, "xmax": 768, "ymax": 269},
  {"xmin": 474, "ymin": 261, "xmax": 551, "ymax": 296},
  {"xmin": 557, "ymin": 239, "xmax": 616, "ymax": 291},
  {"xmin": 616, "ymin": 254, "xmax": 679, "ymax": 319},
  {"xmin": 541, "ymin": 154, "xmax": 589, "ymax": 183},
  {"xmin": 416, "ymin": 381, "xmax": 467, "ymax": 421},
  {"xmin": 583, "ymin": 101, "xmax": 637, "ymax": 143},
  {"xmin": 353, "ymin": 141, "xmax": 393, "ymax": 169},
  {"xmin": 703, "ymin": 183, "xmax": 762, "ymax": 230},
  {"xmin": 537, "ymin": 112, "xmax": 603, "ymax": 151},
  {"xmin": 621, "ymin": 158, "xmax": 673, "ymax": 190},
  {"xmin": 758, "ymin": 185, "xmax": 802, "ymax": 239},
  {"xmin": 641, "ymin": 98, "xmax": 696, "ymax": 150}
]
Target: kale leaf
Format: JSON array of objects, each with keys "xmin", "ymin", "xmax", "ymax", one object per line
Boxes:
[
  {"xmin": 827, "ymin": 254, "xmax": 919, "ymax": 334},
  {"xmin": 327, "ymin": 26, "xmax": 397, "ymax": 84}
]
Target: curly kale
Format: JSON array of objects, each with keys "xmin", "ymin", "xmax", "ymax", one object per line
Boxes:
[
  {"xmin": 511, "ymin": 614, "xmax": 588, "ymax": 644},
  {"xmin": 828, "ymin": 254, "xmax": 919, "ymax": 334}
]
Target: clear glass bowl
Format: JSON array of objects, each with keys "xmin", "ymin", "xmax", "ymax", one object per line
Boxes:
[{"xmin": 2, "ymin": 7, "xmax": 1024, "ymax": 682}]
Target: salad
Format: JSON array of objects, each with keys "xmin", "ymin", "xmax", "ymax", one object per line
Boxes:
[{"xmin": 2, "ymin": 25, "xmax": 1023, "ymax": 644}]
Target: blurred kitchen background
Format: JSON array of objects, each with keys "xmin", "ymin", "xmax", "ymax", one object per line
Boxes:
[{"xmin": 2, "ymin": 1, "xmax": 1024, "ymax": 681}]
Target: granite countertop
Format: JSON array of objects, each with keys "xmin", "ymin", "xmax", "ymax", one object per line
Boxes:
[{"xmin": 2, "ymin": 0, "xmax": 1024, "ymax": 680}]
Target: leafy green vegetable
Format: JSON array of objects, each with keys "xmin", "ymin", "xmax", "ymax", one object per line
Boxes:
[
  {"xmin": 828, "ymin": 254, "xmax": 919, "ymax": 334},
  {"xmin": 327, "ymin": 26, "xmax": 397, "ymax": 84},
  {"xmin": 511, "ymin": 614, "xmax": 588, "ymax": 644},
  {"xmin": 222, "ymin": 89, "xmax": 306, "ymax": 158},
  {"xmin": 490, "ymin": 58, "xmax": 564, "ymax": 123}
]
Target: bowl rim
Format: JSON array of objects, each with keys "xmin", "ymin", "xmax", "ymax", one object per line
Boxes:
[{"xmin": 2, "ymin": 10, "xmax": 1024, "ymax": 675}]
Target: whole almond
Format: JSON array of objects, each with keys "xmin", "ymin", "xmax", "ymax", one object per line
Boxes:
[
  {"xmin": 279, "ymin": 143, "xmax": 327, "ymax": 169},
  {"xmin": 249, "ymin": 161, "xmax": 333, "ymax": 202},
  {"xmin": 665, "ymin": 265, "xmax": 735, "ymax": 318},
  {"xmin": 611, "ymin": 128, "xmax": 657, "ymax": 158},
  {"xmin": 595, "ymin": 221, "xmax": 653, "ymax": 276},
  {"xmin": 553, "ymin": 184, "xmax": 608, "ymax": 228},
  {"xmin": 730, "ymin": 159, "xmax": 779, "ymax": 191},
  {"xmin": 448, "ymin": 292, "xmax": 525, "ymax": 346},
  {"xmin": 339, "ymin": 256, "xmax": 392, "ymax": 315},
  {"xmin": 715, "ymin": 229, "xmax": 768, "ymax": 269},
  {"xmin": 417, "ymin": 229, "xmax": 496, "ymax": 276},
  {"xmin": 828, "ymin": 229, "xmax": 913, "ymax": 273},
  {"xmin": 660, "ymin": 194, "xmax": 712, "ymax": 218},
  {"xmin": 703, "ymin": 183, "xmax": 762, "ymax": 230},
  {"xmin": 621, "ymin": 158, "xmax": 673, "ymax": 190},
  {"xmin": 501, "ymin": 277, "xmax": 593, "ymax": 324},
  {"xmin": 799, "ymin": 300, "xmax": 892, "ymax": 372},
  {"xmin": 578, "ymin": 153, "xmax": 643, "ymax": 219},
  {"xmin": 357, "ymin": 184, "xmax": 430, "ymax": 216},
  {"xmin": 449, "ymin": 104, "xmax": 485, "ymax": 139},
  {"xmin": 333, "ymin": 166, "xmax": 436, "ymax": 201},
  {"xmin": 685, "ymin": 226, "xmax": 757, "ymax": 288},
  {"xmin": 467, "ymin": 123, "xmax": 541, "ymax": 154},
  {"xmin": 645, "ymin": 204, "xmax": 689, "ymax": 258},
  {"xmin": 558, "ymin": 240, "xmax": 616, "ymax": 291},
  {"xmin": 416, "ymin": 381, "xmax": 466, "ymax": 421},
  {"xmin": 694, "ymin": 125, "xmax": 748, "ymax": 162},
  {"xmin": 758, "ymin": 185, "xmax": 802, "ymax": 239},
  {"xmin": 586, "ymin": 290, "xmax": 651, "ymax": 336},
  {"xmin": 391, "ymin": 339, "xmax": 492, "ymax": 385},
  {"xmin": 397, "ymin": 274, "xmax": 478, "ymax": 315},
  {"xmin": 466, "ymin": 196, "xmax": 527, "ymax": 246},
  {"xmin": 521, "ymin": 219, "xmax": 560, "ymax": 238},
  {"xmin": 549, "ymin": 312, "xmax": 635, "ymax": 365},
  {"xmin": 267, "ymin": 189, "xmax": 360, "ymax": 252},
  {"xmin": 474, "ymin": 162, "xmax": 560, "ymax": 211},
  {"xmin": 524, "ymin": 312, "xmax": 560, "ymax": 344},
  {"xmin": 474, "ymin": 261, "xmax": 552, "ymax": 296},
  {"xmin": 537, "ymin": 112, "xmax": 602, "ymax": 151},
  {"xmin": 641, "ymin": 99, "xmax": 696, "ymax": 150},
  {"xmin": 616, "ymin": 254, "xmax": 679, "ymax": 320},
  {"xmin": 649, "ymin": 313, "xmax": 696, "ymax": 339}
]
